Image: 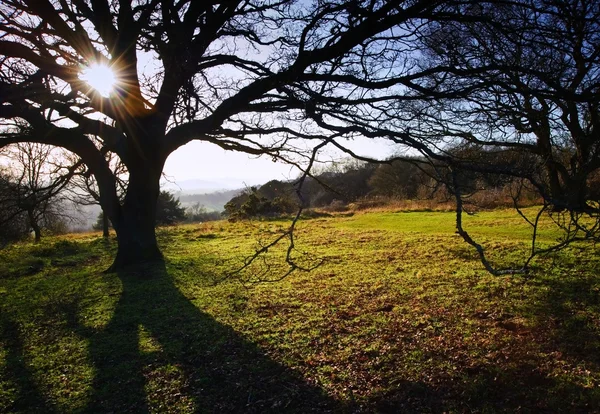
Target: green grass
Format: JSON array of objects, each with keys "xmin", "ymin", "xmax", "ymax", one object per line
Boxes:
[
  {"xmin": 1, "ymin": 209, "xmax": 599, "ymax": 412},
  {"xmin": 336, "ymin": 208, "xmax": 562, "ymax": 240}
]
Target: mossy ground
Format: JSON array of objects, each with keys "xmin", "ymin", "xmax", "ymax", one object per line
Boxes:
[{"xmin": 1, "ymin": 208, "xmax": 599, "ymax": 412}]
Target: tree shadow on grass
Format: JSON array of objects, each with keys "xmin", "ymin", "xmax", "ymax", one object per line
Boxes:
[
  {"xmin": 373, "ymin": 365, "xmax": 597, "ymax": 413},
  {"xmin": 376, "ymin": 265, "xmax": 600, "ymax": 412},
  {"xmin": 0, "ymin": 318, "xmax": 57, "ymax": 414},
  {"xmin": 532, "ymin": 272, "xmax": 600, "ymax": 370},
  {"xmin": 4, "ymin": 244, "xmax": 599, "ymax": 413},
  {"xmin": 83, "ymin": 262, "xmax": 339, "ymax": 413},
  {"xmin": 84, "ymin": 259, "xmax": 600, "ymax": 413}
]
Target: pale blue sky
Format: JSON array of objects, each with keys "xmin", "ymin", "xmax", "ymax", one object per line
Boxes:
[{"xmin": 162, "ymin": 137, "xmax": 395, "ymax": 186}]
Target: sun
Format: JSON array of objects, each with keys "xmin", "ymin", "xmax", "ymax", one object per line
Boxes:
[{"xmin": 80, "ymin": 63, "xmax": 116, "ymax": 97}]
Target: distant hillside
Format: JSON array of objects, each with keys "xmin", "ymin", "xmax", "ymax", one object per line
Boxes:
[{"xmin": 177, "ymin": 189, "xmax": 241, "ymax": 211}]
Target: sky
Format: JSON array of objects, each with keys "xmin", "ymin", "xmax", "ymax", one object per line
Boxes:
[
  {"xmin": 162, "ymin": 136, "xmax": 396, "ymax": 190},
  {"xmin": 162, "ymin": 141, "xmax": 299, "ymax": 188}
]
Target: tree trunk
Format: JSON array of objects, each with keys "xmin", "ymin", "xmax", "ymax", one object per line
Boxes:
[{"xmin": 106, "ymin": 168, "xmax": 163, "ymax": 272}]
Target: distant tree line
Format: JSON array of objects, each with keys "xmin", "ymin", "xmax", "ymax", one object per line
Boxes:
[
  {"xmin": 178, "ymin": 190, "xmax": 239, "ymax": 212},
  {"xmin": 223, "ymin": 148, "xmax": 546, "ymax": 220}
]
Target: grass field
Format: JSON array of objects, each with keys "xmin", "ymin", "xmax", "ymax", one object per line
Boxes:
[{"xmin": 1, "ymin": 209, "xmax": 599, "ymax": 413}]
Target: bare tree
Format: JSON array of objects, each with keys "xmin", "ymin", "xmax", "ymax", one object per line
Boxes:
[
  {"xmin": 5, "ymin": 1, "xmax": 590, "ymax": 275},
  {"xmin": 0, "ymin": 0, "xmax": 477, "ymax": 271},
  {"xmin": 0, "ymin": 142, "xmax": 78, "ymax": 242},
  {"xmin": 261, "ymin": 0, "xmax": 599, "ymax": 274},
  {"xmin": 400, "ymin": 0, "xmax": 600, "ymax": 272},
  {"xmin": 0, "ymin": 168, "xmax": 29, "ymax": 245}
]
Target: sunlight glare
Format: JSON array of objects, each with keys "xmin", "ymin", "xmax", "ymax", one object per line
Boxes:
[{"xmin": 80, "ymin": 64, "xmax": 116, "ymax": 97}]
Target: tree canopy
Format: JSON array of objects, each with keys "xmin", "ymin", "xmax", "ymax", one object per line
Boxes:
[{"xmin": 413, "ymin": 0, "xmax": 600, "ymax": 210}]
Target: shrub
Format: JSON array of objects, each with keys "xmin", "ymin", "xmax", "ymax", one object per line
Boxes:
[{"xmin": 223, "ymin": 188, "xmax": 298, "ymax": 221}]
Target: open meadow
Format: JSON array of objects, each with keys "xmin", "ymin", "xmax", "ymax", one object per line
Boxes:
[{"xmin": 1, "ymin": 209, "xmax": 599, "ymax": 413}]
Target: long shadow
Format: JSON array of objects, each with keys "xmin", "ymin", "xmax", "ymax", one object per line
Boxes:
[
  {"xmin": 374, "ymin": 262, "xmax": 600, "ymax": 412},
  {"xmin": 533, "ymin": 273, "xmax": 600, "ymax": 370},
  {"xmin": 84, "ymin": 263, "xmax": 340, "ymax": 413},
  {"xmin": 373, "ymin": 365, "xmax": 597, "ymax": 413},
  {"xmin": 0, "ymin": 317, "xmax": 57, "ymax": 414}
]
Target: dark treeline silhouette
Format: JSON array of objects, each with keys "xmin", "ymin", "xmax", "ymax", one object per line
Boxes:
[
  {"xmin": 0, "ymin": 172, "xmax": 30, "ymax": 244},
  {"xmin": 223, "ymin": 147, "xmax": 543, "ymax": 219}
]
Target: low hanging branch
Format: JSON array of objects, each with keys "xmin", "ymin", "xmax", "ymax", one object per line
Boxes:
[
  {"xmin": 221, "ymin": 140, "xmax": 331, "ymax": 285},
  {"xmin": 451, "ymin": 168, "xmax": 598, "ymax": 276},
  {"xmin": 450, "ymin": 168, "xmax": 527, "ymax": 276}
]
